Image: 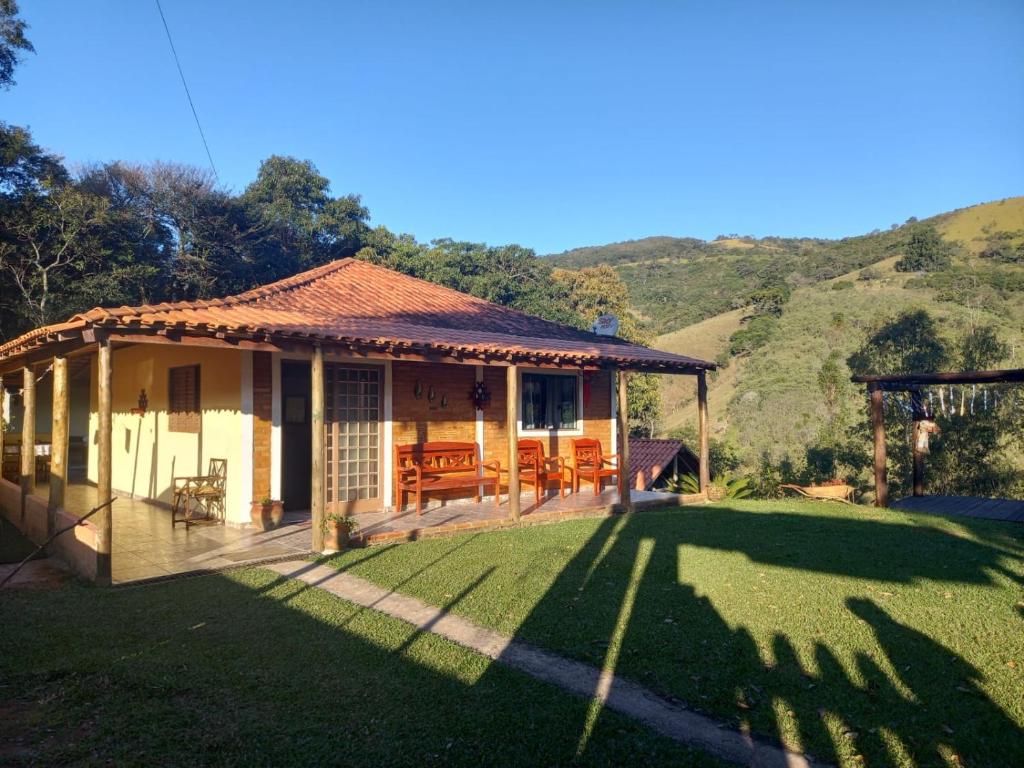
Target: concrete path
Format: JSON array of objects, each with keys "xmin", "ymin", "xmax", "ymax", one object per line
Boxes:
[{"xmin": 265, "ymin": 560, "xmax": 824, "ymax": 768}]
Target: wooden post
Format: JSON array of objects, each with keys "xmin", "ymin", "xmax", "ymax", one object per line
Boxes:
[
  {"xmin": 19, "ymin": 365, "xmax": 36, "ymax": 519},
  {"xmin": 310, "ymin": 345, "xmax": 326, "ymax": 551},
  {"xmin": 506, "ymin": 365, "xmax": 520, "ymax": 521},
  {"xmin": 869, "ymin": 384, "xmax": 888, "ymax": 508},
  {"xmin": 48, "ymin": 354, "xmax": 70, "ymax": 539},
  {"xmin": 96, "ymin": 340, "xmax": 113, "ymax": 585},
  {"xmin": 697, "ymin": 370, "xmax": 710, "ymax": 494},
  {"xmin": 912, "ymin": 421, "xmax": 925, "ymax": 497},
  {"xmin": 617, "ymin": 370, "xmax": 632, "ymax": 511}
]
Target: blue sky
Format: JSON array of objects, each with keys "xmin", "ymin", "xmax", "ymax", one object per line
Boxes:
[{"xmin": 5, "ymin": 1, "xmax": 1023, "ymax": 254}]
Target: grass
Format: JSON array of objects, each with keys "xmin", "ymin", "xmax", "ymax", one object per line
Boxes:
[
  {"xmin": 323, "ymin": 501, "xmax": 1024, "ymax": 767},
  {"xmin": 0, "ymin": 567, "xmax": 724, "ymax": 767},
  {"xmin": 938, "ymin": 196, "xmax": 1024, "ymax": 254}
]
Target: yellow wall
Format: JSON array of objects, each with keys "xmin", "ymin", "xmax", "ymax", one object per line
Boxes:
[{"xmin": 88, "ymin": 344, "xmax": 245, "ymax": 523}]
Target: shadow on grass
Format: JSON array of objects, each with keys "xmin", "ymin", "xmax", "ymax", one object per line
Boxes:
[
  {"xmin": 0, "ymin": 568, "xmax": 717, "ymax": 767},
  {"xmin": 509, "ymin": 507, "xmax": 1023, "ymax": 766}
]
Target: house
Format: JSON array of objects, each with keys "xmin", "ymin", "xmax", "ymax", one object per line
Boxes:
[
  {"xmin": 628, "ymin": 438, "xmax": 700, "ymax": 491},
  {"xmin": 0, "ymin": 258, "xmax": 714, "ymax": 583}
]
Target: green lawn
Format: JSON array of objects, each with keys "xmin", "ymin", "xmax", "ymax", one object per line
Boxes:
[
  {"xmin": 325, "ymin": 500, "xmax": 1024, "ymax": 768},
  {"xmin": 0, "ymin": 568, "xmax": 721, "ymax": 767}
]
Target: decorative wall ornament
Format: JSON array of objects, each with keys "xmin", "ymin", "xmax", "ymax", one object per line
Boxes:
[
  {"xmin": 427, "ymin": 385, "xmax": 436, "ymax": 402},
  {"xmin": 413, "ymin": 380, "xmax": 423, "ymax": 399},
  {"xmin": 440, "ymin": 394, "xmax": 449, "ymax": 408},
  {"xmin": 469, "ymin": 380, "xmax": 491, "ymax": 410},
  {"xmin": 130, "ymin": 389, "xmax": 149, "ymax": 416}
]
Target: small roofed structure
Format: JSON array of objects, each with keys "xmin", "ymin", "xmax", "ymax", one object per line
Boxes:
[
  {"xmin": 851, "ymin": 367, "xmax": 1024, "ymax": 507},
  {"xmin": 629, "ymin": 438, "xmax": 699, "ymax": 491}
]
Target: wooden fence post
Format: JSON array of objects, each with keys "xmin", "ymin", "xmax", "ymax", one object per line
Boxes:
[
  {"xmin": 96, "ymin": 339, "xmax": 113, "ymax": 585},
  {"xmin": 48, "ymin": 354, "xmax": 70, "ymax": 540},
  {"xmin": 697, "ymin": 370, "xmax": 710, "ymax": 494},
  {"xmin": 617, "ymin": 370, "xmax": 632, "ymax": 512},
  {"xmin": 311, "ymin": 345, "xmax": 326, "ymax": 551},
  {"xmin": 506, "ymin": 365, "xmax": 520, "ymax": 522},
  {"xmin": 20, "ymin": 365, "xmax": 35, "ymax": 520},
  {"xmin": 870, "ymin": 384, "xmax": 888, "ymax": 508}
]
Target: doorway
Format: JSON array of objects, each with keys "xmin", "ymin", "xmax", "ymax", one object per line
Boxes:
[
  {"xmin": 325, "ymin": 364, "xmax": 383, "ymax": 514},
  {"xmin": 281, "ymin": 361, "xmax": 311, "ymax": 511}
]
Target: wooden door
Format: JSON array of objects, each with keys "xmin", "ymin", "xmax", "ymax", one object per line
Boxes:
[{"xmin": 325, "ymin": 364, "xmax": 383, "ymax": 513}]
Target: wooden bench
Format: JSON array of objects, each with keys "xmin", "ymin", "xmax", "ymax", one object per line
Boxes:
[{"xmin": 393, "ymin": 442, "xmax": 501, "ymax": 515}]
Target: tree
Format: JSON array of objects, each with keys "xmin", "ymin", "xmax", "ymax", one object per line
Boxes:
[
  {"xmin": 0, "ymin": 182, "xmax": 109, "ymax": 327},
  {"xmin": 551, "ymin": 265, "xmax": 661, "ymax": 434},
  {"xmin": 817, "ymin": 351, "xmax": 848, "ymax": 442},
  {"xmin": 959, "ymin": 324, "xmax": 1009, "ymax": 371},
  {"xmin": 241, "ymin": 155, "xmax": 370, "ymax": 281},
  {"xmin": 748, "ymin": 283, "xmax": 790, "ymax": 317},
  {"xmin": 894, "ymin": 225, "xmax": 953, "ymax": 272},
  {"xmin": 0, "ymin": 0, "xmax": 32, "ymax": 89},
  {"xmin": 847, "ymin": 309, "xmax": 950, "ymax": 376}
]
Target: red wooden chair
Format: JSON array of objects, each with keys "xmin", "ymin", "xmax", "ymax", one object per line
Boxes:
[
  {"xmin": 516, "ymin": 439, "xmax": 570, "ymax": 506},
  {"xmin": 571, "ymin": 438, "xmax": 620, "ymax": 496}
]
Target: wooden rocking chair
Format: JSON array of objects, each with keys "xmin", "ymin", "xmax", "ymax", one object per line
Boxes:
[{"xmin": 172, "ymin": 458, "xmax": 227, "ymax": 528}]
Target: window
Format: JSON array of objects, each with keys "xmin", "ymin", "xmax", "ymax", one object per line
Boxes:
[
  {"xmin": 521, "ymin": 373, "xmax": 579, "ymax": 431},
  {"xmin": 168, "ymin": 365, "xmax": 200, "ymax": 433}
]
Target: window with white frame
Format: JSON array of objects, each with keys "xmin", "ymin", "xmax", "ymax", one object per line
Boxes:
[{"xmin": 521, "ymin": 372, "xmax": 579, "ymax": 431}]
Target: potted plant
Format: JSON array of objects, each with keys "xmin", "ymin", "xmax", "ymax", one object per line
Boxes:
[
  {"xmin": 323, "ymin": 513, "xmax": 359, "ymax": 551},
  {"xmin": 250, "ymin": 498, "xmax": 284, "ymax": 531}
]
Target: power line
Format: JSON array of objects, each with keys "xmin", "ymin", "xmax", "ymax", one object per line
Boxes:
[{"xmin": 154, "ymin": 0, "xmax": 218, "ymax": 179}]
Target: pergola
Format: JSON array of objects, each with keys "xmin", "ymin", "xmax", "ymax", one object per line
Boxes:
[{"xmin": 851, "ymin": 368, "xmax": 1024, "ymax": 507}]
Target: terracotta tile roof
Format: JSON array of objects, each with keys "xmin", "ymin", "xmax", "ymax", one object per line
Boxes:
[
  {"xmin": 629, "ymin": 438, "xmax": 698, "ymax": 490},
  {"xmin": 0, "ymin": 258, "xmax": 713, "ymax": 372}
]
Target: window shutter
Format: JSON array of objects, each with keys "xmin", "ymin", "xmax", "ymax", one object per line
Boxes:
[{"xmin": 168, "ymin": 365, "xmax": 201, "ymax": 433}]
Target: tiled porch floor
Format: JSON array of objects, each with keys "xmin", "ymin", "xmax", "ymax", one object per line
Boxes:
[
  {"xmin": 57, "ymin": 484, "xmax": 313, "ymax": 584},
  {"xmin": 44, "ymin": 484, "xmax": 700, "ymax": 583}
]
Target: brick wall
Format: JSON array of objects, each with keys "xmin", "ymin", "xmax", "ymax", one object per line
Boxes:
[
  {"xmin": 391, "ymin": 361, "xmax": 615, "ymax": 503},
  {"xmin": 252, "ymin": 351, "xmax": 272, "ymax": 502},
  {"xmin": 481, "ymin": 368, "xmax": 613, "ymax": 465}
]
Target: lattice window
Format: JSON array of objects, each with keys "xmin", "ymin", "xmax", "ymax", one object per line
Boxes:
[
  {"xmin": 327, "ymin": 366, "xmax": 380, "ymax": 505},
  {"xmin": 168, "ymin": 365, "xmax": 201, "ymax": 433}
]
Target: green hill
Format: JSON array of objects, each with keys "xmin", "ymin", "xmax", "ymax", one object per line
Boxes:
[
  {"xmin": 661, "ymin": 198, "xmax": 1024, "ymax": 471},
  {"xmin": 547, "ymin": 197, "xmax": 1024, "ymax": 337}
]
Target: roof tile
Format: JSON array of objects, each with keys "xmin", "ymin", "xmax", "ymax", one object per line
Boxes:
[{"xmin": 0, "ymin": 259, "xmax": 713, "ymax": 371}]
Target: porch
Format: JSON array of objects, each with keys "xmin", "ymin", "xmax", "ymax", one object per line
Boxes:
[
  {"xmin": 0, "ymin": 258, "xmax": 716, "ymax": 584},
  {"xmin": 54, "ymin": 483, "xmax": 313, "ymax": 584},
  {"xmin": 12, "ymin": 479, "xmax": 699, "ymax": 583}
]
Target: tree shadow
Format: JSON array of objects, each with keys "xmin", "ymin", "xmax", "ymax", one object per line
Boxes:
[
  {"xmin": 0, "ymin": 568, "xmax": 716, "ymax": 767},
  {"xmin": 506, "ymin": 510, "xmax": 1024, "ymax": 766}
]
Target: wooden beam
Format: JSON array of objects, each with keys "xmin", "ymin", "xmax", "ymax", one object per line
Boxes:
[
  {"xmin": 20, "ymin": 365, "xmax": 36, "ymax": 519},
  {"xmin": 869, "ymin": 384, "xmax": 888, "ymax": 508},
  {"xmin": 47, "ymin": 355, "xmax": 69, "ymax": 539},
  {"xmin": 852, "ymin": 367, "xmax": 1024, "ymax": 388},
  {"xmin": 96, "ymin": 339, "xmax": 113, "ymax": 585},
  {"xmin": 506, "ymin": 365, "xmax": 520, "ymax": 522},
  {"xmin": 697, "ymin": 370, "xmax": 710, "ymax": 494},
  {"xmin": 912, "ymin": 420, "xmax": 925, "ymax": 497},
  {"xmin": 311, "ymin": 344, "xmax": 326, "ymax": 551},
  {"xmin": 617, "ymin": 370, "xmax": 632, "ymax": 512}
]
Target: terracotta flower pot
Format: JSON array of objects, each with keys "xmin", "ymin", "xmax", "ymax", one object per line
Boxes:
[
  {"xmin": 324, "ymin": 520, "xmax": 354, "ymax": 551},
  {"xmin": 251, "ymin": 500, "xmax": 284, "ymax": 531}
]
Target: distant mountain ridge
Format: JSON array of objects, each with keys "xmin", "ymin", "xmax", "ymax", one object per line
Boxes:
[
  {"xmin": 552, "ymin": 196, "xmax": 1024, "ymax": 469},
  {"xmin": 546, "ymin": 197, "xmax": 1024, "ymax": 338}
]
